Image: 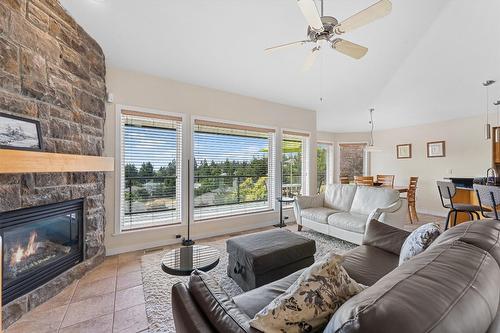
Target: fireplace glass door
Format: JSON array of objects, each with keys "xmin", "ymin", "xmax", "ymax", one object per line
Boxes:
[{"xmin": 0, "ymin": 199, "xmax": 84, "ymax": 304}]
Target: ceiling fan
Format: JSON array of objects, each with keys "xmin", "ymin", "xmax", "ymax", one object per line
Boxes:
[{"xmin": 265, "ymin": 0, "xmax": 392, "ymax": 71}]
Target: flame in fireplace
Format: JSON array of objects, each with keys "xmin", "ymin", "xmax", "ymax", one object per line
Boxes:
[{"xmin": 10, "ymin": 231, "xmax": 38, "ymax": 267}]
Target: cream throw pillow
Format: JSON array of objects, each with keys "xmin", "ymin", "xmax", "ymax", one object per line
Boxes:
[{"xmin": 249, "ymin": 252, "xmax": 364, "ymax": 333}]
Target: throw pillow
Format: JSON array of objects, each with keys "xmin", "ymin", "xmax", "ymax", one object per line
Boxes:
[
  {"xmin": 399, "ymin": 222, "xmax": 441, "ymax": 266},
  {"xmin": 249, "ymin": 252, "xmax": 365, "ymax": 333}
]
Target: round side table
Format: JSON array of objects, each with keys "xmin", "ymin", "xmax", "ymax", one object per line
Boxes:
[{"xmin": 161, "ymin": 245, "xmax": 220, "ymax": 276}]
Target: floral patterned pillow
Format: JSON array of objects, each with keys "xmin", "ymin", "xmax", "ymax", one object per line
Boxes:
[
  {"xmin": 249, "ymin": 252, "xmax": 365, "ymax": 333},
  {"xmin": 399, "ymin": 223, "xmax": 441, "ymax": 266}
]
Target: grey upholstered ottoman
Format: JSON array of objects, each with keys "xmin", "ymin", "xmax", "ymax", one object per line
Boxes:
[{"xmin": 226, "ymin": 229, "xmax": 316, "ymax": 291}]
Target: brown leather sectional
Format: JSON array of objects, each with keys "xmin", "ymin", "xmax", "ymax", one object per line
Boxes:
[{"xmin": 172, "ymin": 220, "xmax": 500, "ymax": 332}]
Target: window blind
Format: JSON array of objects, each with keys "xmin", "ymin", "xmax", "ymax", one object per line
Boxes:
[
  {"xmin": 120, "ymin": 111, "xmax": 183, "ymax": 231},
  {"xmin": 193, "ymin": 120, "xmax": 275, "ymax": 220},
  {"xmin": 282, "ymin": 132, "xmax": 309, "ymax": 201}
]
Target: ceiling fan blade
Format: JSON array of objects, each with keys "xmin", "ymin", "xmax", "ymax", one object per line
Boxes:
[
  {"xmin": 332, "ymin": 39, "xmax": 368, "ymax": 59},
  {"xmin": 265, "ymin": 40, "xmax": 309, "ymax": 53},
  {"xmin": 302, "ymin": 46, "xmax": 320, "ymax": 72},
  {"xmin": 334, "ymin": 0, "xmax": 392, "ymax": 35},
  {"xmin": 297, "ymin": 0, "xmax": 324, "ymax": 32}
]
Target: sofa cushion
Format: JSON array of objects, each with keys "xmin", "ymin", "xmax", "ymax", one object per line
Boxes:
[
  {"xmin": 326, "ymin": 240, "xmax": 500, "ymax": 333},
  {"xmin": 249, "ymin": 253, "xmax": 364, "ymax": 333},
  {"xmin": 362, "ymin": 219, "xmax": 410, "ymax": 256},
  {"xmin": 430, "ymin": 220, "xmax": 500, "ymax": 264},
  {"xmin": 234, "ymin": 268, "xmax": 305, "ymax": 318},
  {"xmin": 188, "ymin": 270, "xmax": 251, "ymax": 333},
  {"xmin": 328, "ymin": 212, "xmax": 367, "ymax": 234},
  {"xmin": 300, "ymin": 207, "xmax": 338, "ymax": 224},
  {"xmin": 342, "ymin": 245, "xmax": 399, "ymax": 286},
  {"xmin": 324, "ymin": 184, "xmax": 358, "ymax": 211},
  {"xmin": 349, "ymin": 186, "xmax": 400, "ymax": 216}
]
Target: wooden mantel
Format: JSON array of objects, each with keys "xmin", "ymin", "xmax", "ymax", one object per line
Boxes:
[{"xmin": 0, "ymin": 149, "xmax": 114, "ymax": 174}]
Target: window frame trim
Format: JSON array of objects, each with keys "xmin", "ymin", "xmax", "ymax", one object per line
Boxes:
[
  {"xmin": 191, "ymin": 115, "xmax": 278, "ymax": 222},
  {"xmin": 281, "ymin": 128, "xmax": 311, "ymax": 197},
  {"xmin": 115, "ymin": 104, "xmax": 187, "ymax": 234},
  {"xmin": 317, "ymin": 140, "xmax": 334, "ymax": 189}
]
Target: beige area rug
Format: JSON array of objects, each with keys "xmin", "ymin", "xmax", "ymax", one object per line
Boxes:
[{"xmin": 140, "ymin": 229, "xmax": 356, "ymax": 333}]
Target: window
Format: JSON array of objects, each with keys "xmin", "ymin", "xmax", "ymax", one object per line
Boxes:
[
  {"xmin": 339, "ymin": 143, "xmax": 367, "ymax": 182},
  {"xmin": 193, "ymin": 119, "xmax": 275, "ymax": 220},
  {"xmin": 120, "ymin": 111, "xmax": 183, "ymax": 231},
  {"xmin": 317, "ymin": 142, "xmax": 333, "ymax": 193},
  {"xmin": 282, "ymin": 131, "xmax": 309, "ymax": 200}
]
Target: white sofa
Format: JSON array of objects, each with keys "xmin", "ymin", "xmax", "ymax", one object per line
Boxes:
[{"xmin": 293, "ymin": 184, "xmax": 408, "ymax": 244}]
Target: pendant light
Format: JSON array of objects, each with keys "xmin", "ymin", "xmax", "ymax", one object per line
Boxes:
[
  {"xmin": 365, "ymin": 108, "xmax": 382, "ymax": 153},
  {"xmin": 495, "ymin": 100, "xmax": 500, "ymax": 142},
  {"xmin": 483, "ymin": 80, "xmax": 496, "ymax": 140}
]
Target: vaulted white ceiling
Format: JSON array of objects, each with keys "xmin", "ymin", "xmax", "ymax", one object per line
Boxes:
[{"xmin": 61, "ymin": 0, "xmax": 500, "ymax": 132}]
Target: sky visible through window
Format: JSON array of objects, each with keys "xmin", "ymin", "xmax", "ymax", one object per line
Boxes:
[{"xmin": 124, "ymin": 126, "xmax": 268, "ymax": 170}]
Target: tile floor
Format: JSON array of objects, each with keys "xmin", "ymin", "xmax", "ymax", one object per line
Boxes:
[
  {"xmin": 5, "ymin": 252, "xmax": 148, "ymax": 333},
  {"xmin": 5, "ymin": 213, "xmax": 445, "ymax": 333}
]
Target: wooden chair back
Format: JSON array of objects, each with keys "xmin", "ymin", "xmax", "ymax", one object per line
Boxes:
[
  {"xmin": 407, "ymin": 177, "xmax": 418, "ymax": 202},
  {"xmin": 376, "ymin": 175, "xmax": 395, "ymax": 188},
  {"xmin": 339, "ymin": 176, "xmax": 350, "ymax": 184},
  {"xmin": 354, "ymin": 176, "xmax": 374, "ymax": 186}
]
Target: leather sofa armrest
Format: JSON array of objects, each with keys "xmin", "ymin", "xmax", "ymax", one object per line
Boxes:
[
  {"xmin": 172, "ymin": 282, "xmax": 217, "ymax": 333},
  {"xmin": 362, "ymin": 219, "xmax": 411, "ymax": 255},
  {"xmin": 294, "ymin": 194, "xmax": 324, "ymax": 225},
  {"xmin": 367, "ymin": 200, "xmax": 402, "ymax": 222},
  {"xmin": 188, "ymin": 270, "xmax": 253, "ymax": 333}
]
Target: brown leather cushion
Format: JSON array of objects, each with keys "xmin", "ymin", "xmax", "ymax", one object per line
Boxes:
[
  {"xmin": 188, "ymin": 270, "xmax": 252, "ymax": 333},
  {"xmin": 233, "ymin": 268, "xmax": 305, "ymax": 318},
  {"xmin": 342, "ymin": 245, "xmax": 399, "ymax": 286},
  {"xmin": 430, "ymin": 220, "xmax": 500, "ymax": 264},
  {"xmin": 362, "ymin": 219, "xmax": 410, "ymax": 255},
  {"xmin": 326, "ymin": 240, "xmax": 500, "ymax": 333},
  {"xmin": 171, "ymin": 282, "xmax": 216, "ymax": 333}
]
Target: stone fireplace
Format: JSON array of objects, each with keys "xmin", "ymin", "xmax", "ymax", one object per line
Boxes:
[
  {"xmin": 1, "ymin": 199, "xmax": 84, "ymax": 304},
  {"xmin": 0, "ymin": 0, "xmax": 107, "ymax": 328}
]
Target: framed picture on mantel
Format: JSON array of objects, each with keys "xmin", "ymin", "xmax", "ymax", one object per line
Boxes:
[
  {"xmin": 427, "ymin": 141, "xmax": 446, "ymax": 158},
  {"xmin": 396, "ymin": 144, "xmax": 412, "ymax": 159},
  {"xmin": 0, "ymin": 112, "xmax": 43, "ymax": 151}
]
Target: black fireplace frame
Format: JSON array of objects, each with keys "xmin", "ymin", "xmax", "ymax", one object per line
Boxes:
[{"xmin": 0, "ymin": 199, "xmax": 85, "ymax": 304}]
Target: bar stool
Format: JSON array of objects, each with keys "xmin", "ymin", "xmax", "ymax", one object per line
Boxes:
[
  {"xmin": 473, "ymin": 184, "xmax": 497, "ymax": 219},
  {"xmin": 437, "ymin": 181, "xmax": 481, "ymax": 230}
]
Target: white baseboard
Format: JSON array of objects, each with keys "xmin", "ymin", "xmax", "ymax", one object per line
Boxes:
[
  {"xmin": 417, "ymin": 209, "xmax": 447, "ymax": 218},
  {"xmin": 105, "ymin": 218, "xmax": 288, "ymax": 256}
]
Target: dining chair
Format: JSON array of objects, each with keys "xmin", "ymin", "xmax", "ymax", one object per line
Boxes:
[
  {"xmin": 376, "ymin": 175, "xmax": 395, "ymax": 188},
  {"xmin": 339, "ymin": 176, "xmax": 350, "ymax": 185},
  {"xmin": 407, "ymin": 177, "xmax": 418, "ymax": 223},
  {"xmin": 354, "ymin": 176, "xmax": 374, "ymax": 186},
  {"xmin": 473, "ymin": 184, "xmax": 497, "ymax": 219},
  {"xmin": 437, "ymin": 181, "xmax": 482, "ymax": 230}
]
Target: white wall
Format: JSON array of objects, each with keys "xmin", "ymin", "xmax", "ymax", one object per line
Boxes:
[
  {"xmin": 103, "ymin": 67, "xmax": 316, "ymax": 255},
  {"xmin": 370, "ymin": 115, "xmax": 491, "ymax": 216}
]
